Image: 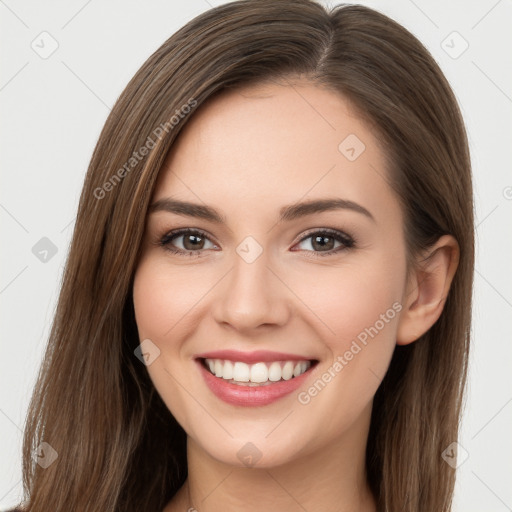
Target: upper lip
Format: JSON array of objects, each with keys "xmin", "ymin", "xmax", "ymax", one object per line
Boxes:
[{"xmin": 195, "ymin": 349, "xmax": 317, "ymax": 364}]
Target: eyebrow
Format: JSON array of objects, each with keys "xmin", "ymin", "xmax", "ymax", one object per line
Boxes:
[{"xmin": 149, "ymin": 197, "xmax": 375, "ymax": 223}]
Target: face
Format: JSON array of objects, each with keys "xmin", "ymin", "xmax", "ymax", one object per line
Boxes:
[{"xmin": 133, "ymin": 80, "xmax": 409, "ymax": 468}]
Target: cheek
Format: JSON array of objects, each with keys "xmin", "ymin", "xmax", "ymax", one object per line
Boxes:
[
  {"xmin": 133, "ymin": 257, "xmax": 208, "ymax": 342},
  {"xmin": 132, "ymin": 258, "xmax": 201, "ymax": 425},
  {"xmin": 295, "ymin": 261, "xmax": 403, "ymax": 346},
  {"xmin": 334, "ymin": 274, "xmax": 400, "ymax": 349},
  {"xmin": 288, "ymin": 255, "xmax": 404, "ymax": 406}
]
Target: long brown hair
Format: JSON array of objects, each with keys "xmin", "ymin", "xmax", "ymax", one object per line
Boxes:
[{"xmin": 16, "ymin": 1, "xmax": 474, "ymax": 510}]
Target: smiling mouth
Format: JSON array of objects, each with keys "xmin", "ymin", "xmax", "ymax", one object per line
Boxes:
[{"xmin": 198, "ymin": 357, "xmax": 318, "ymax": 386}]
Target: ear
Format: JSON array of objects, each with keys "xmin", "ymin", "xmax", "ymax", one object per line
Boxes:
[{"xmin": 396, "ymin": 235, "xmax": 460, "ymax": 345}]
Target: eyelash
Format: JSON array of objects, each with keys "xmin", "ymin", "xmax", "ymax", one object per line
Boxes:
[{"xmin": 155, "ymin": 227, "xmax": 356, "ymax": 259}]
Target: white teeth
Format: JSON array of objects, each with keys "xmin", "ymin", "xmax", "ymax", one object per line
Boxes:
[
  {"xmin": 232, "ymin": 362, "xmax": 250, "ymax": 382},
  {"xmin": 250, "ymin": 362, "xmax": 269, "ymax": 383},
  {"xmin": 214, "ymin": 359, "xmax": 223, "ymax": 378},
  {"xmin": 204, "ymin": 358, "xmax": 312, "ymax": 384},
  {"xmin": 222, "ymin": 360, "xmax": 233, "ymax": 380},
  {"xmin": 282, "ymin": 361, "xmax": 294, "ymax": 380},
  {"xmin": 268, "ymin": 361, "xmax": 282, "ymax": 382}
]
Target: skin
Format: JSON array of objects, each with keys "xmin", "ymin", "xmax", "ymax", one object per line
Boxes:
[{"xmin": 132, "ymin": 79, "xmax": 459, "ymax": 512}]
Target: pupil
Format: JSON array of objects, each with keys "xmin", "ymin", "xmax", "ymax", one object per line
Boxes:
[
  {"xmin": 313, "ymin": 235, "xmax": 333, "ymax": 251},
  {"xmin": 184, "ymin": 234, "xmax": 203, "ymax": 250}
]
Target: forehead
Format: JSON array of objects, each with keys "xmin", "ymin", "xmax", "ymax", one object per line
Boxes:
[{"xmin": 153, "ymin": 80, "xmax": 398, "ymax": 225}]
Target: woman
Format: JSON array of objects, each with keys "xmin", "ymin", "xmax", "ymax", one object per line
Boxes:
[{"xmin": 10, "ymin": 0, "xmax": 474, "ymax": 510}]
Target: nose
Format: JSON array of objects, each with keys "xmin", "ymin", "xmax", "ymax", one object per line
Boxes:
[{"xmin": 211, "ymin": 250, "xmax": 291, "ymax": 333}]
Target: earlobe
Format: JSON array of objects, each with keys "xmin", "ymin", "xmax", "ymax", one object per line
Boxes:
[{"xmin": 396, "ymin": 235, "xmax": 460, "ymax": 346}]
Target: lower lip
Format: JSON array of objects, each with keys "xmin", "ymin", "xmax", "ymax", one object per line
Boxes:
[{"xmin": 196, "ymin": 359, "xmax": 315, "ymax": 407}]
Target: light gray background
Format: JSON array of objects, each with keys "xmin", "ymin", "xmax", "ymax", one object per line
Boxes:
[{"xmin": 1, "ymin": 0, "xmax": 511, "ymax": 510}]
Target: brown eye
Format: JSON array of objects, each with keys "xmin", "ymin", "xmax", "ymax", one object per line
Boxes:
[
  {"xmin": 181, "ymin": 232, "xmax": 206, "ymax": 250},
  {"xmin": 293, "ymin": 229, "xmax": 355, "ymax": 257},
  {"xmin": 160, "ymin": 229, "xmax": 218, "ymax": 255}
]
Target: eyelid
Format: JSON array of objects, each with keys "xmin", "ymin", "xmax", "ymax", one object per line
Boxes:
[
  {"xmin": 159, "ymin": 227, "xmax": 219, "ymax": 249},
  {"xmin": 293, "ymin": 227, "xmax": 353, "ymax": 245}
]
